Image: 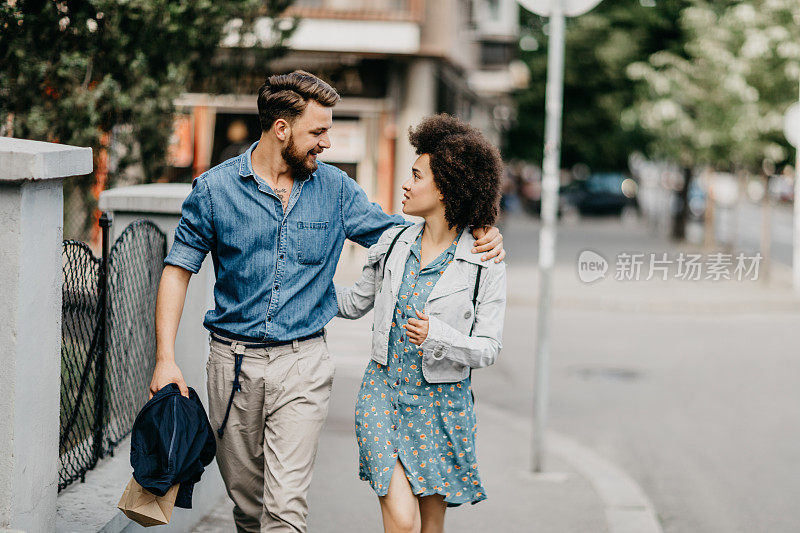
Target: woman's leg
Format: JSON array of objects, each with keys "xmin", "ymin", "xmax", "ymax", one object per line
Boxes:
[
  {"xmin": 418, "ymin": 494, "xmax": 446, "ymax": 533},
  {"xmin": 378, "ymin": 459, "xmax": 421, "ymax": 533}
]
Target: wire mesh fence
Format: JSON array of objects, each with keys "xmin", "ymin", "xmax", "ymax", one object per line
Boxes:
[
  {"xmin": 104, "ymin": 220, "xmax": 167, "ymax": 450},
  {"xmin": 60, "ymin": 240, "xmax": 103, "ymax": 489},
  {"xmin": 59, "ymin": 215, "xmax": 166, "ymax": 491}
]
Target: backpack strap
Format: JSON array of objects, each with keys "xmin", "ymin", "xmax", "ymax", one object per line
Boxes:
[
  {"xmin": 468, "ymin": 264, "xmax": 483, "ymax": 401},
  {"xmin": 382, "ymin": 225, "xmax": 411, "ymax": 278},
  {"xmin": 469, "ymin": 265, "xmax": 482, "ymax": 336}
]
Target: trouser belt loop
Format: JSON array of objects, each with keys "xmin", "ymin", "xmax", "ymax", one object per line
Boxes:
[
  {"xmin": 217, "ymin": 342, "xmax": 246, "ymax": 438},
  {"xmin": 292, "ymin": 339, "xmax": 299, "ymax": 352}
]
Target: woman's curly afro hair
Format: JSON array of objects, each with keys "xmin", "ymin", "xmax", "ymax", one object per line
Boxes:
[{"xmin": 408, "ymin": 114, "xmax": 503, "ymax": 231}]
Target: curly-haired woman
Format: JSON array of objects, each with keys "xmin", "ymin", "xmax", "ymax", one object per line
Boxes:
[{"xmin": 336, "ymin": 114, "xmax": 507, "ymax": 533}]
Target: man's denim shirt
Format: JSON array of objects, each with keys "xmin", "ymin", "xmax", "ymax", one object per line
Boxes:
[{"xmin": 164, "ymin": 141, "xmax": 405, "ymax": 342}]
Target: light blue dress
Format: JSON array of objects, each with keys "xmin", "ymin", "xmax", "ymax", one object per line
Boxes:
[{"xmin": 354, "ymin": 229, "xmax": 486, "ymax": 506}]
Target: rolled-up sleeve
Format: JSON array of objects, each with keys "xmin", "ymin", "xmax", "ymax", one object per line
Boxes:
[{"xmin": 164, "ymin": 176, "xmax": 214, "ymax": 274}]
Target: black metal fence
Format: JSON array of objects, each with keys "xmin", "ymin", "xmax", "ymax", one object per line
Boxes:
[{"xmin": 59, "ymin": 214, "xmax": 166, "ymax": 491}]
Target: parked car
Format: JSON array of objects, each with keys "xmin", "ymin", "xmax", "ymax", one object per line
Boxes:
[{"xmin": 561, "ymin": 173, "xmax": 638, "ymax": 216}]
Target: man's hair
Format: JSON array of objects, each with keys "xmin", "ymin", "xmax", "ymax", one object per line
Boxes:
[
  {"xmin": 408, "ymin": 114, "xmax": 503, "ymax": 230},
  {"xmin": 257, "ymin": 70, "xmax": 340, "ymax": 132}
]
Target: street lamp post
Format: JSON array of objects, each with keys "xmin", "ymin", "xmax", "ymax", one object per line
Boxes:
[
  {"xmin": 517, "ymin": 0, "xmax": 603, "ymax": 473},
  {"xmin": 782, "ymin": 90, "xmax": 800, "ymax": 291}
]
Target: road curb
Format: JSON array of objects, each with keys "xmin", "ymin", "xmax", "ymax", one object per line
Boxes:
[{"xmin": 479, "ymin": 403, "xmax": 663, "ymax": 533}]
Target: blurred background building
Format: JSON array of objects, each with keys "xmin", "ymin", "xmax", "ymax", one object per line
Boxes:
[{"xmin": 167, "ymin": 0, "xmax": 527, "ymax": 213}]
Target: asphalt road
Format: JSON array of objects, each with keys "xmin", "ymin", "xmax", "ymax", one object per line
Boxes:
[{"xmin": 481, "ymin": 211, "xmax": 800, "ymax": 533}]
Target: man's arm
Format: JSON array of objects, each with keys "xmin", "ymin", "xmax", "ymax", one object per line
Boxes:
[
  {"xmin": 339, "ymin": 170, "xmax": 407, "ymax": 248},
  {"xmin": 150, "ymin": 265, "xmax": 192, "ymax": 398},
  {"xmin": 150, "ymin": 176, "xmax": 215, "ymax": 398}
]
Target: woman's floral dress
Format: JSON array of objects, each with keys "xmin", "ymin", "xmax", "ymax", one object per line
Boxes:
[{"xmin": 354, "ymin": 230, "xmax": 486, "ymax": 506}]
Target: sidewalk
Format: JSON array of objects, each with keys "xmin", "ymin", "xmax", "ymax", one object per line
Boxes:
[{"xmin": 194, "ymin": 310, "xmax": 659, "ymax": 533}]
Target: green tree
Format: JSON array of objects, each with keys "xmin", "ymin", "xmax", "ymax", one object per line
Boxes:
[
  {"xmin": 1, "ymin": 0, "xmax": 295, "ymax": 177},
  {"xmin": 1, "ymin": 0, "xmax": 295, "ymax": 237},
  {"xmin": 507, "ymin": 0, "xmax": 689, "ymax": 172},
  {"xmin": 628, "ymin": 0, "xmax": 800, "ymax": 172},
  {"xmin": 627, "ymin": 0, "xmax": 800, "ymax": 239}
]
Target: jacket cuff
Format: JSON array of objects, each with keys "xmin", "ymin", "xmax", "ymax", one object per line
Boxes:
[
  {"xmin": 333, "ymin": 283, "xmax": 348, "ymax": 318},
  {"xmin": 420, "ymin": 315, "xmax": 449, "ymax": 361}
]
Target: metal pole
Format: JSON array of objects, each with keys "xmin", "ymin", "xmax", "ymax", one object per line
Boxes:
[
  {"xmin": 532, "ymin": 0, "xmax": 565, "ymax": 473},
  {"xmin": 794, "ymin": 80, "xmax": 800, "ymax": 290},
  {"xmin": 93, "ymin": 212, "xmax": 113, "ymax": 465},
  {"xmin": 762, "ymin": 172, "xmax": 772, "ymax": 283}
]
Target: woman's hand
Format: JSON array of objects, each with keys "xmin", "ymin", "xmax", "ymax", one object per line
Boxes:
[
  {"xmin": 406, "ymin": 308, "xmax": 430, "ymax": 346},
  {"xmin": 471, "ymin": 226, "xmax": 505, "ymax": 263}
]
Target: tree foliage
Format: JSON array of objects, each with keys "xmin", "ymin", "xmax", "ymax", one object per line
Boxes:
[
  {"xmin": 0, "ymin": 0, "xmax": 295, "ymax": 181},
  {"xmin": 628, "ymin": 0, "xmax": 800, "ymax": 171},
  {"xmin": 507, "ymin": 0, "xmax": 689, "ymax": 172}
]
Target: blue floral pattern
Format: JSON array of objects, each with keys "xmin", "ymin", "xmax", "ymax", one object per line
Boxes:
[{"xmin": 354, "ymin": 229, "xmax": 486, "ymax": 506}]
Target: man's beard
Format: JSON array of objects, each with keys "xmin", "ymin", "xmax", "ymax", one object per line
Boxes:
[{"xmin": 281, "ymin": 135, "xmax": 317, "ymax": 178}]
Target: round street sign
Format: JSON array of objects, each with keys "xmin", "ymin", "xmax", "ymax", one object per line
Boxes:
[
  {"xmin": 518, "ymin": 0, "xmax": 603, "ymax": 17},
  {"xmin": 784, "ymin": 102, "xmax": 800, "ymax": 148}
]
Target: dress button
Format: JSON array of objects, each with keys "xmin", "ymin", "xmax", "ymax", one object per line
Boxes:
[{"xmin": 464, "ymin": 311, "xmax": 472, "ymax": 319}]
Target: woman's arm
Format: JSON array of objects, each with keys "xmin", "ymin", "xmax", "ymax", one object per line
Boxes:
[
  {"xmin": 334, "ymin": 257, "xmax": 380, "ymax": 319},
  {"xmin": 419, "ymin": 263, "xmax": 507, "ymax": 368},
  {"xmin": 334, "ymin": 225, "xmax": 405, "ymax": 319}
]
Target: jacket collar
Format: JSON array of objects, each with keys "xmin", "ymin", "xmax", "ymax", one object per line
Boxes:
[
  {"xmin": 399, "ymin": 222, "xmax": 482, "ymax": 266},
  {"xmin": 455, "ymin": 227, "xmax": 483, "ymax": 266}
]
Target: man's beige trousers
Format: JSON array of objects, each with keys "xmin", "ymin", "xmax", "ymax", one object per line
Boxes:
[{"xmin": 207, "ymin": 334, "xmax": 335, "ymax": 532}]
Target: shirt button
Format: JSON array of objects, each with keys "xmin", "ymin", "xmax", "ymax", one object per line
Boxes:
[
  {"xmin": 274, "ymin": 285, "xmax": 279, "ymax": 290},
  {"xmin": 267, "ymin": 317, "xmax": 272, "ymax": 322},
  {"xmin": 464, "ymin": 311, "xmax": 472, "ymax": 319},
  {"xmin": 279, "ymin": 254, "xmax": 284, "ymax": 259}
]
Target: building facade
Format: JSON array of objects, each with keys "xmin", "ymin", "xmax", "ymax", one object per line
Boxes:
[{"xmin": 169, "ymin": 0, "xmax": 525, "ymax": 213}]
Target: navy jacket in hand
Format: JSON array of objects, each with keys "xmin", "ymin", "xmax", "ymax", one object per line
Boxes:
[{"xmin": 130, "ymin": 383, "xmax": 216, "ymax": 509}]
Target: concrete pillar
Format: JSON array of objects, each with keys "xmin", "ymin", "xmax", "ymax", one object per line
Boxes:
[
  {"xmin": 98, "ymin": 184, "xmax": 224, "ymax": 531},
  {"xmin": 0, "ymin": 138, "xmax": 92, "ymax": 531},
  {"xmin": 393, "ymin": 58, "xmax": 437, "ymax": 214}
]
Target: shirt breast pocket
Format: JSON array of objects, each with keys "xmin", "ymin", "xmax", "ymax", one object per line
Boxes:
[{"xmin": 297, "ymin": 221, "xmax": 329, "ymax": 265}]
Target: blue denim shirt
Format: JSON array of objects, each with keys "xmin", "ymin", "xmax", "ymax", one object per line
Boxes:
[{"xmin": 164, "ymin": 141, "xmax": 406, "ymax": 342}]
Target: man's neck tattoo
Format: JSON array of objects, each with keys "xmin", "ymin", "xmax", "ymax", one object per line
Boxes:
[{"xmin": 275, "ymin": 188, "xmax": 288, "ymax": 210}]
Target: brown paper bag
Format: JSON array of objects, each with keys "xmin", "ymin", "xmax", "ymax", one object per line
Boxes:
[{"xmin": 117, "ymin": 476, "xmax": 180, "ymax": 527}]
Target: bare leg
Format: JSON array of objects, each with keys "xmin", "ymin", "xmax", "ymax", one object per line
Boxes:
[
  {"xmin": 419, "ymin": 494, "xmax": 446, "ymax": 533},
  {"xmin": 378, "ymin": 459, "xmax": 421, "ymax": 533}
]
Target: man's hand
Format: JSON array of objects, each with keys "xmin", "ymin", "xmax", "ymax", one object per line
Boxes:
[
  {"xmin": 471, "ymin": 226, "xmax": 505, "ymax": 263},
  {"xmin": 152, "ymin": 265, "xmax": 192, "ymax": 399},
  {"xmin": 406, "ymin": 308, "xmax": 430, "ymax": 346},
  {"xmin": 149, "ymin": 359, "xmax": 189, "ymax": 399}
]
